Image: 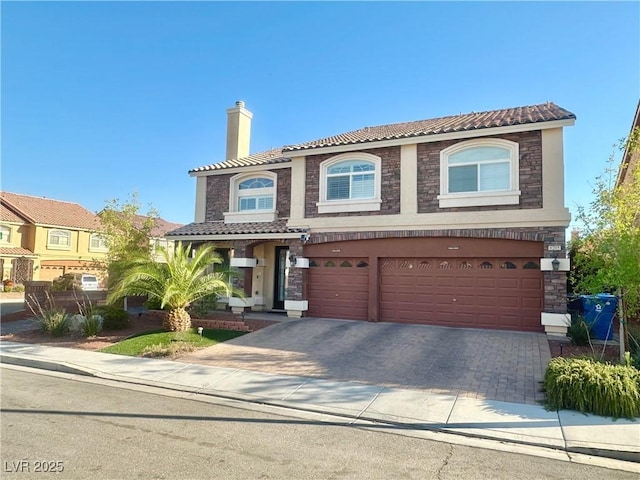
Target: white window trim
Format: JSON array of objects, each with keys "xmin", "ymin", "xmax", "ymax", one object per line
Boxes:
[
  {"xmin": 0, "ymin": 225, "xmax": 11, "ymax": 244},
  {"xmin": 89, "ymin": 233, "xmax": 108, "ymax": 253},
  {"xmin": 225, "ymin": 171, "xmax": 277, "ymax": 223},
  {"xmin": 438, "ymin": 138, "xmax": 521, "ymax": 208},
  {"xmin": 317, "ymin": 152, "xmax": 382, "ymax": 214},
  {"xmin": 47, "ymin": 229, "xmax": 71, "ymax": 250}
]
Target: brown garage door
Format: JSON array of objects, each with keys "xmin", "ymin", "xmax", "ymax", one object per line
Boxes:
[
  {"xmin": 306, "ymin": 258, "xmax": 369, "ymax": 320},
  {"xmin": 379, "ymin": 258, "xmax": 543, "ymax": 331}
]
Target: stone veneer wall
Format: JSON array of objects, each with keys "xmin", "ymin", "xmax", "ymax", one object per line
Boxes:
[
  {"xmin": 304, "ymin": 146, "xmax": 401, "ymax": 218},
  {"xmin": 205, "ymin": 168, "xmax": 291, "ymax": 222},
  {"xmin": 417, "ymin": 131, "xmax": 543, "ymax": 213}
]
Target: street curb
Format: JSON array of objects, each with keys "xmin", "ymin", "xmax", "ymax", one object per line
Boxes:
[
  {"xmin": 1, "ymin": 354, "xmax": 98, "ymax": 377},
  {"xmin": 1, "ymin": 353, "xmax": 638, "ymax": 466}
]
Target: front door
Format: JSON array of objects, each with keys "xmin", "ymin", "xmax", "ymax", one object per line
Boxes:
[{"xmin": 273, "ymin": 246, "xmax": 289, "ymax": 310}]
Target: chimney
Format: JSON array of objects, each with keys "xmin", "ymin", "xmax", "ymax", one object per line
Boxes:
[{"xmin": 226, "ymin": 100, "xmax": 253, "ymax": 160}]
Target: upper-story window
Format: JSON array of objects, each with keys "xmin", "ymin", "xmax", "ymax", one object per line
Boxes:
[
  {"xmin": 238, "ymin": 177, "xmax": 275, "ymax": 211},
  {"xmin": 318, "ymin": 152, "xmax": 382, "ymax": 214},
  {"xmin": 224, "ymin": 172, "xmax": 277, "ymax": 223},
  {"xmin": 48, "ymin": 229, "xmax": 71, "ymax": 249},
  {"xmin": 438, "ymin": 138, "xmax": 521, "ymax": 208},
  {"xmin": 0, "ymin": 225, "xmax": 11, "ymax": 244},
  {"xmin": 89, "ymin": 233, "xmax": 108, "ymax": 252}
]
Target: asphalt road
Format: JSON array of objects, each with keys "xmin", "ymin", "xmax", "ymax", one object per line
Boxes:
[
  {"xmin": 1, "ymin": 366, "xmax": 636, "ymax": 480},
  {"xmin": 0, "ymin": 299, "xmax": 27, "ymax": 316}
]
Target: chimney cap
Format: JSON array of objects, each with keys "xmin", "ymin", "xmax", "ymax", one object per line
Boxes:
[{"xmin": 235, "ymin": 100, "xmax": 245, "ymax": 108}]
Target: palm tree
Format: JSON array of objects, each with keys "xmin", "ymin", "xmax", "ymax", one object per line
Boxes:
[{"xmin": 108, "ymin": 242, "xmax": 239, "ymax": 332}]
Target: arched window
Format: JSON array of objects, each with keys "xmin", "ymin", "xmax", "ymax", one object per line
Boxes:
[
  {"xmin": 225, "ymin": 172, "xmax": 277, "ymax": 223},
  {"xmin": 438, "ymin": 139, "xmax": 520, "ymax": 208},
  {"xmin": 317, "ymin": 152, "xmax": 382, "ymax": 213},
  {"xmin": 237, "ymin": 177, "xmax": 274, "ymax": 211}
]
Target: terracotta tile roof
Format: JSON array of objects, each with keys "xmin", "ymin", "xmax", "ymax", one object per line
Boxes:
[
  {"xmin": 190, "ymin": 103, "xmax": 574, "ymax": 173},
  {"xmin": 0, "ymin": 204, "xmax": 25, "ymax": 223},
  {"xmin": 190, "ymin": 148, "xmax": 291, "ymax": 173},
  {"xmin": 167, "ymin": 219, "xmax": 306, "ymax": 237},
  {"xmin": 283, "ymin": 102, "xmax": 576, "ymax": 152},
  {"xmin": 131, "ymin": 214, "xmax": 184, "ymax": 238},
  {"xmin": 0, "ymin": 246, "xmax": 36, "ymax": 256},
  {"xmin": 0, "ymin": 192, "xmax": 101, "ymax": 230}
]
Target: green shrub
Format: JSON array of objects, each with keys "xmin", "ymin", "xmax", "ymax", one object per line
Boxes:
[
  {"xmin": 144, "ymin": 296, "xmax": 163, "ymax": 310},
  {"xmin": 544, "ymin": 357, "xmax": 640, "ymax": 419},
  {"xmin": 97, "ymin": 306, "xmax": 130, "ymax": 330},
  {"xmin": 11, "ymin": 283, "xmax": 25, "ymax": 292},
  {"xmin": 40, "ymin": 309, "xmax": 69, "ymax": 336},
  {"xmin": 567, "ymin": 314, "xmax": 591, "ymax": 346},
  {"xmin": 27, "ymin": 292, "xmax": 68, "ymax": 336},
  {"xmin": 188, "ymin": 294, "xmax": 218, "ymax": 318},
  {"xmin": 51, "ymin": 274, "xmax": 75, "ymax": 292},
  {"xmin": 82, "ymin": 315, "xmax": 103, "ymax": 337}
]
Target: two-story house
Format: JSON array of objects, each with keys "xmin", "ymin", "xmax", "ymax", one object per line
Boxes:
[
  {"xmin": 0, "ymin": 192, "xmax": 106, "ymax": 284},
  {"xmin": 168, "ymin": 101, "xmax": 576, "ymax": 335},
  {"xmin": 0, "ymin": 192, "xmax": 184, "ymax": 286}
]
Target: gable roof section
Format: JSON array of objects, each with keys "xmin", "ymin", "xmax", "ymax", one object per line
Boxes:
[
  {"xmin": 0, "ymin": 203, "xmax": 26, "ymax": 223},
  {"xmin": 283, "ymin": 102, "xmax": 575, "ymax": 152},
  {"xmin": 190, "ymin": 148, "xmax": 290, "ymax": 174},
  {"xmin": 0, "ymin": 192, "xmax": 101, "ymax": 230}
]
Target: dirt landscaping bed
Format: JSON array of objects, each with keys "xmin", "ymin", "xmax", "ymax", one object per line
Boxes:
[{"xmin": 0, "ymin": 310, "xmax": 278, "ymax": 352}]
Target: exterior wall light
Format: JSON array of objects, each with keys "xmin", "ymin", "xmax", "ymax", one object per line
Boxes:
[{"xmin": 551, "ymin": 256, "xmax": 560, "ymax": 271}]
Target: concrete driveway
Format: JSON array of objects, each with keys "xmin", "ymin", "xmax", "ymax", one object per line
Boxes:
[{"xmin": 178, "ymin": 318, "xmax": 552, "ymax": 405}]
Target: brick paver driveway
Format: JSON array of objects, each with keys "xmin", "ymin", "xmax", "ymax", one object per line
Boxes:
[{"xmin": 178, "ymin": 318, "xmax": 552, "ymax": 405}]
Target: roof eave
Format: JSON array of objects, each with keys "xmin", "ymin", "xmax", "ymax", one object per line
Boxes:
[{"xmin": 166, "ymin": 232, "xmax": 305, "ymax": 241}]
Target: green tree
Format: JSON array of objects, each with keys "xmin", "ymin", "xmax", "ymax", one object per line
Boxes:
[
  {"xmin": 98, "ymin": 192, "xmax": 159, "ymax": 287},
  {"xmin": 572, "ymin": 129, "xmax": 640, "ymax": 362},
  {"xmin": 107, "ymin": 242, "xmax": 239, "ymax": 332}
]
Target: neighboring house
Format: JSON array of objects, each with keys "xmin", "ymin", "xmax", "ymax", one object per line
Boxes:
[
  {"xmin": 137, "ymin": 215, "xmax": 184, "ymax": 261},
  {"xmin": 0, "ymin": 192, "xmax": 183, "ymax": 285},
  {"xmin": 168, "ymin": 101, "xmax": 576, "ymax": 334},
  {"xmin": 0, "ymin": 192, "xmax": 105, "ymax": 284},
  {"xmin": 616, "ymin": 100, "xmax": 639, "ymax": 190}
]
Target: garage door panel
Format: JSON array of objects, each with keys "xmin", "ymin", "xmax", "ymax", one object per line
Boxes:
[
  {"xmin": 522, "ymin": 297, "xmax": 543, "ymax": 308},
  {"xmin": 307, "ymin": 258, "xmax": 369, "ymax": 320},
  {"xmin": 456, "ymin": 277, "xmax": 476, "ymax": 288},
  {"xmin": 499, "ymin": 297, "xmax": 519, "ymax": 308},
  {"xmin": 435, "ymin": 277, "xmax": 455, "ymax": 287},
  {"xmin": 476, "ymin": 278, "xmax": 498, "ymax": 288},
  {"xmin": 380, "ymin": 256, "xmax": 543, "ymax": 332},
  {"xmin": 522, "ymin": 278, "xmax": 543, "ymax": 289}
]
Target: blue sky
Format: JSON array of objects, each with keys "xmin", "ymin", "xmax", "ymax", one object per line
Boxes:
[{"xmin": 2, "ymin": 1, "xmax": 638, "ymax": 228}]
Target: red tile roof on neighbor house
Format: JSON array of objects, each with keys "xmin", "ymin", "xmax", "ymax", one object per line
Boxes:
[
  {"xmin": 0, "ymin": 246, "xmax": 35, "ymax": 257},
  {"xmin": 190, "ymin": 102, "xmax": 576, "ymax": 172},
  {"xmin": 130, "ymin": 214, "xmax": 184, "ymax": 238},
  {"xmin": 0, "ymin": 204, "xmax": 25, "ymax": 223},
  {"xmin": 0, "ymin": 192, "xmax": 101, "ymax": 230}
]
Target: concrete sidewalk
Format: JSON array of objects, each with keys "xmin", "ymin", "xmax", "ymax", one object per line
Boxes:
[{"xmin": 1, "ymin": 341, "xmax": 638, "ymax": 466}]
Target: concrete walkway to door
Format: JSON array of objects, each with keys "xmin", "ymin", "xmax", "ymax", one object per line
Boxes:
[{"xmin": 179, "ymin": 318, "xmax": 552, "ymax": 405}]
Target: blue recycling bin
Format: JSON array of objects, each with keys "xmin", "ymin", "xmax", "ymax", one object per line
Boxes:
[{"xmin": 580, "ymin": 294, "xmax": 617, "ymax": 341}]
